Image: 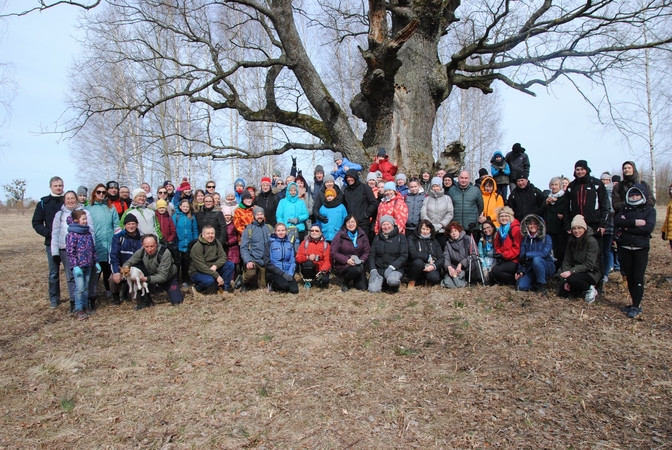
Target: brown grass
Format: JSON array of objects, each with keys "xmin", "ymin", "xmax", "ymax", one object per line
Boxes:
[{"xmin": 1, "ymin": 211, "xmax": 672, "ymax": 448}]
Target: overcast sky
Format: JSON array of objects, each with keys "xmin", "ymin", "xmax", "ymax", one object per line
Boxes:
[{"xmin": 1, "ymin": 3, "xmax": 637, "ymax": 200}]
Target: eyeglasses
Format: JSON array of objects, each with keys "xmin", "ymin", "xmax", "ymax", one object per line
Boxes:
[
  {"xmin": 95, "ymin": 190, "xmax": 106, "ymax": 194},
  {"xmin": 310, "ymin": 229, "xmax": 321, "ymax": 233},
  {"xmin": 206, "ymin": 185, "xmax": 215, "ymax": 189}
]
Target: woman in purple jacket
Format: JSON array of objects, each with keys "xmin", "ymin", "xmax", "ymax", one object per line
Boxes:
[{"xmin": 330, "ymin": 214, "xmax": 370, "ymax": 292}]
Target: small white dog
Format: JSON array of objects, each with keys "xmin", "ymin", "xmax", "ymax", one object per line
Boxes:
[{"xmin": 120, "ymin": 266, "xmax": 149, "ymax": 299}]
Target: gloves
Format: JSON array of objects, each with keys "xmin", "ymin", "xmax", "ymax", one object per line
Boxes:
[
  {"xmin": 494, "ymin": 253, "xmax": 504, "ymax": 262},
  {"xmin": 96, "ymin": 263, "xmax": 102, "ymax": 273},
  {"xmin": 317, "ymin": 215, "xmax": 329, "ymax": 223},
  {"xmin": 369, "ymin": 269, "xmax": 379, "ymax": 279},
  {"xmin": 52, "ymin": 254, "xmax": 61, "ymax": 264},
  {"xmin": 288, "ymin": 218, "xmax": 299, "ymax": 225},
  {"xmin": 282, "ymin": 272, "xmax": 294, "ymax": 282},
  {"xmin": 384, "ymin": 266, "xmax": 395, "ymax": 278},
  {"xmin": 663, "ymin": 231, "xmax": 667, "ymax": 240},
  {"xmin": 291, "ymin": 156, "xmax": 297, "ymax": 167},
  {"xmin": 73, "ymin": 266, "xmax": 84, "ymax": 278}
]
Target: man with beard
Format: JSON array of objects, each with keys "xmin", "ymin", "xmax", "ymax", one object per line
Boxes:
[
  {"xmin": 107, "ymin": 181, "xmax": 129, "ymax": 215},
  {"xmin": 164, "ymin": 180, "xmax": 176, "ymax": 203}
]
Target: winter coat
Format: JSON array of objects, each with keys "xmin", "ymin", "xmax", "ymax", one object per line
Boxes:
[
  {"xmin": 538, "ymin": 192, "xmax": 567, "ymax": 236},
  {"xmin": 444, "ymin": 230, "xmax": 476, "ymax": 269},
  {"xmin": 240, "ymin": 220, "xmax": 273, "ymax": 265},
  {"xmin": 407, "ymin": 228, "xmax": 444, "ymax": 269},
  {"xmin": 233, "ymin": 178, "xmax": 247, "ymax": 203},
  {"xmin": 66, "ymin": 223, "xmax": 98, "ymax": 269},
  {"xmin": 405, "ymin": 191, "xmax": 425, "ymax": 232},
  {"xmin": 296, "ymin": 235, "xmax": 332, "ymax": 272},
  {"xmin": 342, "ymin": 169, "xmax": 379, "ymax": 228},
  {"xmin": 478, "ymin": 234, "xmax": 496, "ymax": 270},
  {"xmin": 369, "ymin": 226, "xmax": 408, "ymax": 274},
  {"xmin": 276, "ymin": 182, "xmax": 310, "ymax": 232},
  {"xmin": 396, "ymin": 184, "xmax": 408, "ymax": 198},
  {"xmin": 448, "ymin": 184, "xmax": 484, "ymax": 229},
  {"xmin": 479, "ymin": 176, "xmax": 504, "ymax": 227},
  {"xmin": 490, "ymin": 151, "xmax": 510, "ymax": 186},
  {"xmin": 172, "ymin": 210, "xmax": 199, "ymax": 252},
  {"xmin": 51, "ymin": 204, "xmax": 94, "ymax": 254},
  {"xmin": 312, "ymin": 177, "xmax": 325, "ymax": 202},
  {"xmin": 331, "ymin": 157, "xmax": 362, "ymax": 182},
  {"xmin": 662, "ymin": 198, "xmax": 672, "ymax": 241},
  {"xmin": 369, "ymin": 158, "xmax": 397, "ymax": 182},
  {"xmin": 156, "ymin": 210, "xmax": 177, "ymax": 243},
  {"xmin": 318, "ymin": 201, "xmax": 348, "ymax": 242},
  {"xmin": 561, "ymin": 227, "xmax": 601, "ymax": 283},
  {"xmin": 124, "ymin": 245, "xmax": 178, "ymax": 285},
  {"xmin": 375, "ymin": 191, "xmax": 409, "ymax": 235},
  {"xmin": 330, "ymin": 226, "xmax": 370, "ymax": 274},
  {"xmin": 564, "ymin": 175, "xmax": 609, "ymax": 230},
  {"xmin": 518, "ymin": 215, "xmax": 555, "ymax": 273},
  {"xmin": 86, "ymin": 201, "xmax": 119, "ymax": 263},
  {"xmin": 494, "ymin": 219, "xmax": 522, "ymax": 263},
  {"xmin": 32, "ymin": 194, "xmax": 64, "ymax": 246},
  {"xmin": 120, "ymin": 205, "xmax": 162, "ymax": 239},
  {"xmin": 233, "ymin": 203, "xmax": 254, "ymax": 235},
  {"xmin": 109, "ymin": 197, "xmax": 131, "ymax": 216},
  {"xmin": 505, "ymin": 147, "xmax": 530, "ymax": 181},
  {"xmin": 613, "ymin": 184, "xmax": 656, "ymax": 249},
  {"xmin": 171, "ymin": 190, "xmax": 193, "ymax": 210},
  {"xmin": 196, "ymin": 206, "xmax": 228, "ymax": 245},
  {"xmin": 188, "ymin": 235, "xmax": 228, "ymax": 278},
  {"xmin": 254, "ymin": 189, "xmax": 279, "ymax": 226},
  {"xmin": 612, "ymin": 161, "xmax": 655, "ymax": 212},
  {"xmin": 507, "ymin": 182, "xmax": 545, "ymax": 222},
  {"xmin": 421, "ymin": 190, "xmax": 454, "ymax": 234},
  {"xmin": 264, "ymin": 234, "xmax": 296, "ymax": 276},
  {"xmin": 313, "ymin": 184, "xmax": 343, "ymax": 217},
  {"xmin": 109, "ymin": 229, "xmax": 144, "ymax": 273}
]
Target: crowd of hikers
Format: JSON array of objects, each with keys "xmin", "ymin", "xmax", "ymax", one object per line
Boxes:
[{"xmin": 32, "ymin": 144, "xmax": 667, "ymax": 321}]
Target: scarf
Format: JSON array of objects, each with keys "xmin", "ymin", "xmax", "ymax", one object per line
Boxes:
[
  {"xmin": 547, "ymin": 190, "xmax": 564, "ymax": 204},
  {"xmin": 347, "ymin": 230, "xmax": 358, "ymax": 248},
  {"xmin": 499, "ymin": 222, "xmax": 511, "ymax": 240}
]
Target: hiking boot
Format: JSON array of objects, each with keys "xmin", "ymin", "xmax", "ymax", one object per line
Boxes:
[
  {"xmin": 584, "ymin": 285, "xmax": 597, "ymax": 304},
  {"xmin": 341, "ymin": 284, "xmax": 349, "ymax": 292},
  {"xmin": 304, "ymin": 281, "xmax": 312, "ymax": 289},
  {"xmin": 537, "ymin": 283, "xmax": 548, "ymax": 296},
  {"xmin": 111, "ymin": 293, "xmax": 121, "ymax": 306},
  {"xmin": 135, "ymin": 294, "xmax": 153, "ymax": 311},
  {"xmin": 627, "ymin": 307, "xmax": 642, "ymax": 319},
  {"xmin": 106, "ymin": 290, "xmax": 112, "ymax": 298},
  {"xmin": 239, "ymin": 285, "xmax": 249, "ymax": 293},
  {"xmin": 621, "ymin": 305, "xmax": 634, "ymax": 313},
  {"xmin": 75, "ymin": 310, "xmax": 88, "ymax": 320},
  {"xmin": 50, "ymin": 300, "xmax": 59, "ymax": 309},
  {"xmin": 407, "ymin": 280, "xmax": 416, "ymax": 290},
  {"xmin": 70, "ymin": 300, "xmax": 75, "ymax": 314},
  {"xmin": 233, "ymin": 274, "xmax": 243, "ymax": 290}
]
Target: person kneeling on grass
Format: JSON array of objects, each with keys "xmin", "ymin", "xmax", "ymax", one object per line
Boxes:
[
  {"xmin": 123, "ymin": 235, "xmax": 184, "ymax": 310},
  {"xmin": 264, "ymin": 223, "xmax": 299, "ymax": 294},
  {"xmin": 189, "ymin": 224, "xmax": 235, "ymax": 295},
  {"xmin": 558, "ymin": 215, "xmax": 600, "ymax": 303},
  {"xmin": 515, "ymin": 214, "xmax": 555, "ymax": 295},
  {"xmin": 296, "ymin": 223, "xmax": 331, "ymax": 288},
  {"xmin": 407, "ymin": 219, "xmax": 444, "ymax": 288},
  {"xmin": 368, "ymin": 215, "xmax": 408, "ymax": 293}
]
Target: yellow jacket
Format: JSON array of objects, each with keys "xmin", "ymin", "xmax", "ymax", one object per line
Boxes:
[{"xmin": 480, "ymin": 176, "xmax": 504, "ymax": 228}]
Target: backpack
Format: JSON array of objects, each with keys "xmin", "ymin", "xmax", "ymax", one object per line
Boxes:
[{"xmin": 247, "ymin": 224, "xmax": 274, "ymax": 249}]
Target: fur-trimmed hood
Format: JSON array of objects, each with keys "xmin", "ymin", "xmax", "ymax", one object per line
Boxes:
[{"xmin": 520, "ymin": 214, "xmax": 546, "ymax": 239}]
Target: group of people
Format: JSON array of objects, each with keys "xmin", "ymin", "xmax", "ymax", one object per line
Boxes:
[{"xmin": 32, "ymin": 144, "xmax": 663, "ymax": 320}]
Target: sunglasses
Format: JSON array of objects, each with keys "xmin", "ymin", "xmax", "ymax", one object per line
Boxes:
[
  {"xmin": 207, "ymin": 185, "xmax": 215, "ymax": 188},
  {"xmin": 158, "ymin": 190, "xmax": 167, "ymax": 194},
  {"xmin": 276, "ymin": 181, "xmax": 284, "ymax": 185},
  {"xmin": 96, "ymin": 190, "xmax": 106, "ymax": 194}
]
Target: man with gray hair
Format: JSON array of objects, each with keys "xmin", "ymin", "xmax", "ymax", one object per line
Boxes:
[{"xmin": 448, "ymin": 170, "xmax": 484, "ymax": 239}]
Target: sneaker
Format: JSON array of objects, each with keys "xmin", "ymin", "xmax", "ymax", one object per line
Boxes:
[
  {"xmin": 304, "ymin": 282, "xmax": 312, "ymax": 289},
  {"xmin": 627, "ymin": 307, "xmax": 642, "ymax": 319},
  {"xmin": 50, "ymin": 300, "xmax": 59, "ymax": 309},
  {"xmin": 621, "ymin": 305, "xmax": 634, "ymax": 313},
  {"xmin": 75, "ymin": 310, "xmax": 88, "ymax": 320},
  {"xmin": 538, "ymin": 284, "xmax": 548, "ymax": 296},
  {"xmin": 407, "ymin": 280, "xmax": 416, "ymax": 290},
  {"xmin": 584, "ymin": 285, "xmax": 597, "ymax": 304},
  {"xmin": 267, "ymin": 284, "xmax": 274, "ymax": 293},
  {"xmin": 181, "ymin": 282, "xmax": 189, "ymax": 290},
  {"xmin": 341, "ymin": 284, "xmax": 349, "ymax": 292}
]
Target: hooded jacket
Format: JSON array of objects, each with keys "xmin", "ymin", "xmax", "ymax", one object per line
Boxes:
[
  {"xmin": 172, "ymin": 210, "xmax": 199, "ymax": 252},
  {"xmin": 490, "ymin": 151, "xmax": 511, "ymax": 186},
  {"xmin": 51, "ymin": 204, "xmax": 95, "ymax": 255},
  {"xmin": 240, "ymin": 219, "xmax": 272, "ymax": 265},
  {"xmin": 407, "ymin": 226, "xmax": 444, "ymax": 269},
  {"xmin": 156, "ymin": 209, "xmax": 177, "ymax": 243},
  {"xmin": 233, "ymin": 178, "xmax": 246, "ymax": 203},
  {"xmin": 369, "ymin": 225, "xmax": 408, "ymax": 273},
  {"xmin": 518, "ymin": 215, "xmax": 554, "ymax": 271},
  {"xmin": 276, "ymin": 182, "xmax": 310, "ymax": 232},
  {"xmin": 479, "ymin": 176, "xmax": 504, "ymax": 227},
  {"xmin": 330, "ymin": 225, "xmax": 370, "ymax": 274},
  {"xmin": 612, "ymin": 161, "xmax": 655, "ymax": 212},
  {"xmin": 421, "ymin": 190, "xmax": 454, "ymax": 234},
  {"xmin": 613, "ymin": 184, "xmax": 656, "ymax": 249},
  {"xmin": 375, "ymin": 191, "xmax": 409, "ymax": 234},
  {"xmin": 313, "ymin": 183, "xmax": 343, "ymax": 218},
  {"xmin": 505, "ymin": 144, "xmax": 530, "ymax": 181},
  {"xmin": 494, "ymin": 219, "xmax": 522, "ymax": 263},
  {"xmin": 110, "ymin": 228, "xmax": 144, "ymax": 273},
  {"xmin": 196, "ymin": 206, "xmax": 227, "ymax": 245},
  {"xmin": 331, "ymin": 157, "xmax": 362, "ymax": 181},
  {"xmin": 318, "ymin": 195, "xmax": 348, "ymax": 242},
  {"xmin": 66, "ymin": 223, "xmax": 98, "ymax": 269},
  {"xmin": 120, "ymin": 205, "xmax": 162, "ymax": 239},
  {"xmin": 560, "ymin": 227, "xmax": 600, "ymax": 283},
  {"xmin": 233, "ymin": 200, "xmax": 254, "ymax": 235},
  {"xmin": 405, "ymin": 190, "xmax": 425, "ymax": 232},
  {"xmin": 85, "ymin": 201, "xmax": 120, "ymax": 262},
  {"xmin": 342, "ymin": 169, "xmax": 379, "ymax": 227},
  {"xmin": 369, "ymin": 157, "xmax": 397, "ymax": 182}
]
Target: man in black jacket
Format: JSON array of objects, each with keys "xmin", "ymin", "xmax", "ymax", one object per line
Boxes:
[
  {"xmin": 254, "ymin": 177, "xmax": 279, "ymax": 226},
  {"xmin": 342, "ymin": 169, "xmax": 378, "ymax": 237},
  {"xmin": 31, "ymin": 176, "xmax": 65, "ymax": 308},
  {"xmin": 507, "ymin": 174, "xmax": 545, "ymax": 222}
]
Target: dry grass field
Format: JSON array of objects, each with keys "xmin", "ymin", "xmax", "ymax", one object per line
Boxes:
[{"xmin": 1, "ymin": 211, "xmax": 672, "ymax": 449}]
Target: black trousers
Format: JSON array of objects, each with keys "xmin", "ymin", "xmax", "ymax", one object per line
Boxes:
[
  {"xmin": 338, "ymin": 266, "xmax": 367, "ymax": 290},
  {"xmin": 619, "ymin": 247, "xmax": 648, "ymax": 308},
  {"xmin": 490, "ymin": 261, "xmax": 517, "ymax": 286},
  {"xmin": 407, "ymin": 259, "xmax": 441, "ymax": 285},
  {"xmin": 300, "ymin": 260, "xmax": 330, "ymax": 286},
  {"xmin": 267, "ymin": 272, "xmax": 299, "ymax": 293},
  {"xmin": 558, "ymin": 272, "xmax": 596, "ymax": 297}
]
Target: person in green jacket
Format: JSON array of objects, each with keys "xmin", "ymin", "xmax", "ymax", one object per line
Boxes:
[{"xmin": 189, "ymin": 225, "xmax": 235, "ymax": 294}]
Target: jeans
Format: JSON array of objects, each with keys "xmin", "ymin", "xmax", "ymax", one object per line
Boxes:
[
  {"xmin": 46, "ymin": 246, "xmax": 61, "ymax": 306},
  {"xmin": 191, "ymin": 261, "xmax": 235, "ymax": 291},
  {"xmin": 58, "ymin": 249, "xmax": 76, "ymax": 302},
  {"xmin": 517, "ymin": 256, "xmax": 555, "ymax": 291},
  {"xmin": 74, "ymin": 266, "xmax": 92, "ymax": 312},
  {"xmin": 602, "ymin": 234, "xmax": 614, "ymax": 277}
]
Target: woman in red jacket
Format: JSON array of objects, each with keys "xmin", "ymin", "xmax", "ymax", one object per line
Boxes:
[
  {"xmin": 489, "ymin": 206, "xmax": 522, "ymax": 286},
  {"xmin": 296, "ymin": 224, "xmax": 331, "ymax": 288}
]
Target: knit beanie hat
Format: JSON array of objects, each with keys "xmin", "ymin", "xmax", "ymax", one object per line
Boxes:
[
  {"xmin": 225, "ymin": 188, "xmax": 235, "ymax": 197},
  {"xmin": 431, "ymin": 177, "xmax": 443, "ymax": 187},
  {"xmin": 261, "ymin": 177, "xmax": 272, "ymax": 184},
  {"xmin": 377, "ymin": 147, "xmax": 387, "ymax": 157},
  {"xmin": 395, "ymin": 173, "xmax": 407, "ymax": 182},
  {"xmin": 241, "ymin": 190, "xmax": 252, "ymax": 201},
  {"xmin": 106, "ymin": 181, "xmax": 119, "ymax": 189},
  {"xmin": 252, "ymin": 206, "xmax": 264, "ymax": 215},
  {"xmin": 516, "ymin": 173, "xmax": 528, "ymax": 181},
  {"xmin": 179, "ymin": 177, "xmax": 191, "ymax": 190},
  {"xmin": 600, "ymin": 172, "xmax": 611, "ymax": 181},
  {"xmin": 314, "ymin": 165, "xmax": 324, "ymax": 175},
  {"xmin": 272, "ymin": 169, "xmax": 281, "ymax": 177},
  {"xmin": 123, "ymin": 213, "xmax": 138, "ymax": 225},
  {"xmin": 478, "ymin": 168, "xmax": 488, "ymax": 177},
  {"xmin": 77, "ymin": 185, "xmax": 88, "ymax": 196},
  {"xmin": 366, "ymin": 172, "xmax": 377, "ymax": 182},
  {"xmin": 325, "ymin": 188, "xmax": 337, "ymax": 198},
  {"xmin": 324, "ymin": 173, "xmax": 335, "ymax": 182},
  {"xmin": 383, "ymin": 181, "xmax": 396, "ymax": 191},
  {"xmin": 132, "ymin": 188, "xmax": 145, "ymax": 200},
  {"xmin": 574, "ymin": 160, "xmax": 590, "ymax": 172},
  {"xmin": 380, "ymin": 215, "xmax": 396, "ymax": 226},
  {"xmin": 333, "ymin": 152, "xmax": 343, "ymax": 161},
  {"xmin": 221, "ymin": 205, "xmax": 233, "ymax": 216},
  {"xmin": 570, "ymin": 214, "xmax": 588, "ymax": 230},
  {"xmin": 163, "ymin": 180, "xmax": 173, "ymax": 187},
  {"xmin": 156, "ymin": 199, "xmax": 168, "ymax": 209},
  {"xmin": 612, "ymin": 175, "xmax": 621, "ymax": 183}
]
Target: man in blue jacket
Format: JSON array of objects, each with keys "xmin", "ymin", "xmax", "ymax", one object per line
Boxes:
[{"xmin": 109, "ymin": 213, "xmax": 144, "ymax": 305}]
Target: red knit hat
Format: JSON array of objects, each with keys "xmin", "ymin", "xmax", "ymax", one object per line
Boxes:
[
  {"xmin": 179, "ymin": 177, "xmax": 191, "ymax": 191},
  {"xmin": 261, "ymin": 177, "xmax": 272, "ymax": 184}
]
